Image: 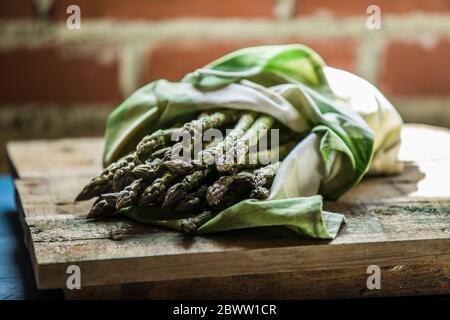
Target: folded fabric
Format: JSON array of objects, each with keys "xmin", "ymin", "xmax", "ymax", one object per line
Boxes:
[{"xmin": 103, "ymin": 44, "xmax": 403, "ymax": 239}]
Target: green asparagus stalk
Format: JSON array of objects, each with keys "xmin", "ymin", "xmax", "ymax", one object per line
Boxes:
[
  {"xmin": 207, "ymin": 162, "xmax": 280, "ymax": 207},
  {"xmin": 176, "ymin": 110, "xmax": 238, "ymax": 140},
  {"xmin": 162, "ymin": 111, "xmax": 237, "ymax": 209},
  {"xmin": 113, "ymin": 161, "xmax": 138, "ymax": 192},
  {"xmin": 236, "ymin": 161, "xmax": 280, "ymax": 189},
  {"xmin": 116, "ymin": 178, "xmax": 146, "ymax": 209},
  {"xmin": 136, "ymin": 128, "xmax": 178, "ymax": 161},
  {"xmin": 86, "ymin": 198, "xmax": 117, "ymax": 220},
  {"xmin": 138, "ymin": 171, "xmax": 180, "ymax": 206},
  {"xmin": 175, "ymin": 184, "xmax": 208, "ymax": 213},
  {"xmin": 82, "ymin": 110, "xmax": 297, "ymax": 225},
  {"xmin": 163, "ymin": 168, "xmax": 212, "ymax": 208},
  {"xmin": 158, "ymin": 113, "xmax": 235, "ymax": 209},
  {"xmin": 180, "ymin": 211, "xmax": 215, "ymax": 234},
  {"xmin": 102, "ymin": 193, "xmax": 119, "ymax": 207},
  {"xmin": 167, "ymin": 110, "xmax": 239, "ymax": 161},
  {"xmin": 161, "ymin": 159, "xmax": 194, "ymax": 174},
  {"xmin": 132, "ymin": 158, "xmax": 162, "ymax": 180},
  {"xmin": 151, "ymin": 146, "xmax": 172, "ymax": 159},
  {"xmin": 249, "ymin": 186, "xmax": 270, "ymax": 199},
  {"xmin": 136, "ymin": 112, "xmax": 233, "ymax": 208},
  {"xmin": 205, "ymin": 175, "xmax": 235, "ymax": 208},
  {"xmin": 216, "ymin": 114, "xmax": 275, "ymax": 173},
  {"xmin": 160, "ymin": 113, "xmax": 259, "ymax": 205},
  {"xmin": 162, "ymin": 109, "xmax": 246, "ymax": 208},
  {"xmin": 76, "ymin": 172, "xmax": 115, "ymax": 202},
  {"xmin": 235, "ymin": 141, "xmax": 295, "ymax": 171},
  {"xmin": 198, "ymin": 111, "xmax": 258, "ymax": 166},
  {"xmin": 76, "ymin": 153, "xmax": 137, "ymax": 201}
]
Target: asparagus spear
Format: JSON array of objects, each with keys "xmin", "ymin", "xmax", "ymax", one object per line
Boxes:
[
  {"xmin": 151, "ymin": 147, "xmax": 172, "ymax": 159},
  {"xmin": 175, "ymin": 184, "xmax": 208, "ymax": 213},
  {"xmin": 198, "ymin": 111, "xmax": 258, "ymax": 166},
  {"xmin": 135, "ymin": 155, "xmax": 193, "ymax": 183},
  {"xmin": 250, "ymin": 186, "xmax": 270, "ymax": 199},
  {"xmin": 116, "ymin": 178, "xmax": 146, "ymax": 209},
  {"xmin": 76, "ymin": 172, "xmax": 115, "ymax": 202},
  {"xmin": 159, "ymin": 111, "xmax": 242, "ymax": 207},
  {"xmin": 136, "ymin": 128, "xmax": 178, "ymax": 162},
  {"xmin": 132, "ymin": 158, "xmax": 163, "ymax": 180},
  {"xmin": 134, "ymin": 152, "xmax": 201, "ymax": 207},
  {"xmin": 162, "ymin": 112, "xmax": 259, "ymax": 208},
  {"xmin": 112, "ymin": 161, "xmax": 137, "ymax": 192},
  {"xmin": 79, "ymin": 113, "xmax": 215, "ymax": 203},
  {"xmin": 86, "ymin": 198, "xmax": 117, "ymax": 220},
  {"xmin": 176, "ymin": 110, "xmax": 238, "ymax": 140},
  {"xmin": 138, "ymin": 171, "xmax": 180, "ymax": 206},
  {"xmin": 163, "ymin": 110, "xmax": 244, "ymax": 208},
  {"xmin": 163, "ymin": 168, "xmax": 212, "ymax": 208},
  {"xmin": 217, "ymin": 114, "xmax": 275, "ymax": 173},
  {"xmin": 180, "ymin": 211, "xmax": 215, "ymax": 234},
  {"xmin": 163, "ymin": 113, "xmax": 293, "ymax": 208},
  {"xmin": 205, "ymin": 175, "xmax": 235, "ymax": 208},
  {"xmin": 167, "ymin": 110, "xmax": 239, "ymax": 161},
  {"xmin": 161, "ymin": 159, "xmax": 194, "ymax": 175},
  {"xmin": 207, "ymin": 162, "xmax": 280, "ymax": 208},
  {"xmin": 135, "ymin": 119, "xmax": 216, "ymax": 183},
  {"xmin": 234, "ymin": 141, "xmax": 294, "ymax": 171},
  {"xmin": 136, "ymin": 112, "xmax": 230, "ymax": 208},
  {"xmin": 101, "ymin": 193, "xmax": 119, "ymax": 207},
  {"xmin": 76, "ymin": 153, "xmax": 137, "ymax": 201},
  {"xmin": 236, "ymin": 162, "xmax": 280, "ymax": 189}
]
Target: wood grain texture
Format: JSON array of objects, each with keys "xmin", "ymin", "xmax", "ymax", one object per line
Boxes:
[
  {"xmin": 65, "ymin": 263, "xmax": 450, "ymax": 300},
  {"xmin": 7, "ymin": 124, "xmax": 450, "ymax": 299},
  {"xmin": 7, "ymin": 137, "xmax": 103, "ymax": 179}
]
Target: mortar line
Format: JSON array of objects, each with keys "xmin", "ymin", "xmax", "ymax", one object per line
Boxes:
[{"xmin": 1, "ymin": 15, "xmax": 450, "ymax": 49}]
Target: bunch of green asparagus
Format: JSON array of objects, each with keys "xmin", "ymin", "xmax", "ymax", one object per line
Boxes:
[{"xmin": 76, "ymin": 110, "xmax": 298, "ymax": 234}]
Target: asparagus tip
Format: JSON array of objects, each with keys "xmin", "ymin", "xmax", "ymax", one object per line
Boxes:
[
  {"xmin": 163, "ymin": 159, "xmax": 194, "ymax": 174},
  {"xmin": 75, "ymin": 192, "xmax": 86, "ymax": 202},
  {"xmin": 162, "ymin": 183, "xmax": 186, "ymax": 208},
  {"xmin": 180, "ymin": 211, "xmax": 214, "ymax": 234},
  {"xmin": 86, "ymin": 198, "xmax": 116, "ymax": 220}
]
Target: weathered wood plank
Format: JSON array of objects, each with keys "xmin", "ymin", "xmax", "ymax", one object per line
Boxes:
[
  {"xmin": 34, "ymin": 237, "xmax": 450, "ymax": 289},
  {"xmin": 8, "ymin": 124, "xmax": 450, "ymax": 298},
  {"xmin": 21, "ymin": 200, "xmax": 450, "ymax": 257},
  {"xmin": 341, "ymin": 160, "xmax": 450, "ymax": 203},
  {"xmin": 20, "ymin": 197, "xmax": 450, "ymax": 288},
  {"xmin": 65, "ymin": 263, "xmax": 450, "ymax": 300},
  {"xmin": 6, "ymin": 138, "xmax": 103, "ymax": 179}
]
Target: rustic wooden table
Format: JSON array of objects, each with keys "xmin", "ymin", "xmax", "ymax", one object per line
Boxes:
[{"xmin": 6, "ymin": 124, "xmax": 450, "ymax": 299}]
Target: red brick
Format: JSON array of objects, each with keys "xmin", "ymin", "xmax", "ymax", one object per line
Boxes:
[
  {"xmin": 296, "ymin": 0, "xmax": 450, "ymax": 16},
  {"xmin": 0, "ymin": 0, "xmax": 34, "ymax": 19},
  {"xmin": 379, "ymin": 40, "xmax": 450, "ymax": 97},
  {"xmin": 141, "ymin": 38, "xmax": 357, "ymax": 84},
  {"xmin": 0, "ymin": 47, "xmax": 122, "ymax": 104},
  {"xmin": 50, "ymin": 0, "xmax": 274, "ymax": 21}
]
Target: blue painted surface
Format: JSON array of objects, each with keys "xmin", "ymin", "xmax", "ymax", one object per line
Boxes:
[{"xmin": 0, "ymin": 176, "xmax": 62, "ymax": 300}]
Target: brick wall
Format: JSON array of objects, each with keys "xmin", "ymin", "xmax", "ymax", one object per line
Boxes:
[{"xmin": 1, "ymin": 0, "xmax": 450, "ymax": 171}]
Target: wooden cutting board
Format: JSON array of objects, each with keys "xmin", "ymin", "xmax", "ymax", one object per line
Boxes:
[{"xmin": 7, "ymin": 124, "xmax": 450, "ymax": 299}]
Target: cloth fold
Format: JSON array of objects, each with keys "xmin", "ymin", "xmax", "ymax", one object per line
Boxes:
[{"xmin": 103, "ymin": 44, "xmax": 403, "ymax": 239}]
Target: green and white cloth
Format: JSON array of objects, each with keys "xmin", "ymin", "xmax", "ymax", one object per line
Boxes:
[{"xmin": 103, "ymin": 44, "xmax": 403, "ymax": 239}]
